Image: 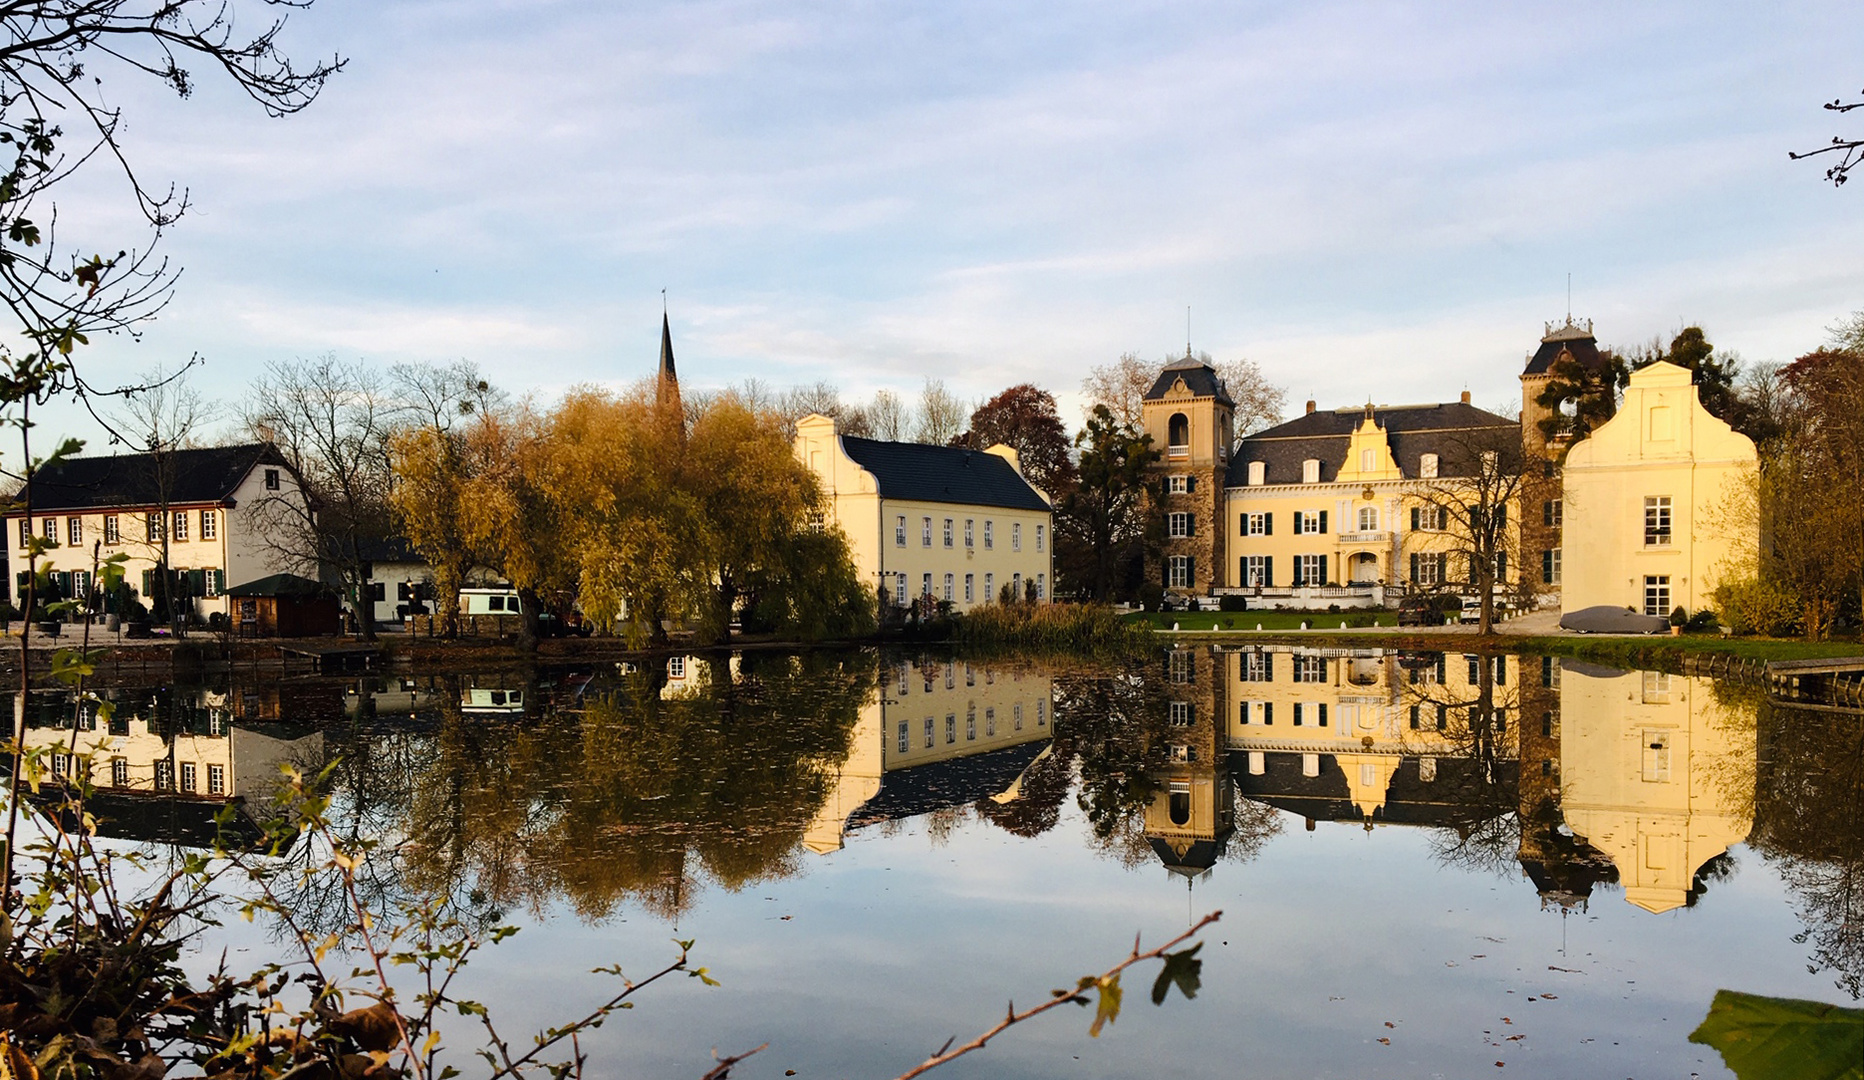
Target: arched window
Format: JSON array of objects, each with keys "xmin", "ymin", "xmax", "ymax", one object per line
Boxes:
[
  {"xmin": 1168, "ymin": 413, "xmax": 1189, "ymax": 449},
  {"xmin": 1168, "ymin": 783, "xmax": 1191, "ymax": 825}
]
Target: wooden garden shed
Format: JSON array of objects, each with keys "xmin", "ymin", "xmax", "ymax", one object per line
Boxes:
[{"xmin": 225, "ymin": 573, "xmax": 343, "ymax": 638}]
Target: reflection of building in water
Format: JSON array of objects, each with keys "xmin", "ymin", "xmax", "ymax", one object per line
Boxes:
[
  {"xmin": 805, "ymin": 660, "xmax": 1053, "ymax": 853},
  {"xmin": 1221, "ymin": 647, "xmax": 1520, "ymax": 826},
  {"xmin": 1558, "ymin": 663, "xmax": 1754, "ymax": 913},
  {"xmin": 19, "ymin": 689, "xmax": 324, "ymax": 848},
  {"xmin": 1515, "ymin": 655, "xmax": 1617, "ymax": 910},
  {"xmin": 1145, "ymin": 646, "xmax": 1233, "ymax": 875},
  {"xmin": 661, "ymin": 654, "xmax": 741, "ymax": 700}
]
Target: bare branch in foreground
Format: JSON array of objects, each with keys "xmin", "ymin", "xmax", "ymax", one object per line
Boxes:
[{"xmin": 889, "ymin": 910, "xmax": 1222, "ymax": 1080}]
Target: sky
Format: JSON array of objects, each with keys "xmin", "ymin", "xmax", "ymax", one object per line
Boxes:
[{"xmin": 38, "ymin": 0, "xmax": 1864, "ymax": 444}]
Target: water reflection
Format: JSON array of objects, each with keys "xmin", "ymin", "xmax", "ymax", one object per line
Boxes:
[{"xmin": 12, "ymin": 645, "xmax": 1864, "ymax": 1001}]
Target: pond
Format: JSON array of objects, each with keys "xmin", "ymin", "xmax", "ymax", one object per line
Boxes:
[{"xmin": 15, "ymin": 646, "xmax": 1864, "ymax": 1079}]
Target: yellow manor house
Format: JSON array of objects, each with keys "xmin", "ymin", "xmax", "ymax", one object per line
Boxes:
[{"xmin": 795, "ymin": 414, "xmax": 1055, "ymax": 611}]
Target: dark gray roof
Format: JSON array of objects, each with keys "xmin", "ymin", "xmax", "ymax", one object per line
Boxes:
[
  {"xmin": 1144, "ymin": 357, "xmax": 1235, "ymax": 407},
  {"xmin": 847, "ymin": 739, "xmax": 1050, "ymax": 830},
  {"xmin": 10, "ymin": 443, "xmax": 285, "ymax": 513},
  {"xmin": 356, "ymin": 536, "xmax": 423, "ymax": 564},
  {"xmin": 226, "ymin": 573, "xmax": 330, "ymax": 598},
  {"xmin": 1524, "ymin": 329, "xmax": 1606, "ymax": 376},
  {"xmin": 840, "ymin": 436, "xmax": 1050, "ymax": 510},
  {"xmin": 1227, "ymin": 402, "xmax": 1516, "ymax": 487}
]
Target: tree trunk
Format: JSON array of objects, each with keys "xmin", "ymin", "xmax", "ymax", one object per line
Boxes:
[{"xmin": 515, "ymin": 585, "xmax": 543, "ymax": 653}]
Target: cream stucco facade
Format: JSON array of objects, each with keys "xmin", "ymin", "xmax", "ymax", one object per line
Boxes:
[
  {"xmin": 1560, "ymin": 361, "xmax": 1757, "ymax": 619},
  {"xmin": 1556, "ymin": 665, "xmax": 1753, "ymax": 913},
  {"xmin": 794, "ymin": 414, "xmax": 1054, "ymax": 611}
]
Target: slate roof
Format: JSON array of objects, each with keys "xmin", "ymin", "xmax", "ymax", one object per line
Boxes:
[
  {"xmin": 9, "ymin": 443, "xmax": 285, "ymax": 513},
  {"xmin": 226, "ymin": 573, "xmax": 330, "ymax": 598},
  {"xmin": 839, "ymin": 436, "xmax": 1051, "ymax": 510},
  {"xmin": 1144, "ymin": 356, "xmax": 1235, "ymax": 406},
  {"xmin": 1523, "ymin": 324, "xmax": 1607, "ymax": 376},
  {"xmin": 846, "ymin": 739, "xmax": 1051, "ymax": 830},
  {"xmin": 1230, "ymin": 752, "xmax": 1517, "ymax": 827},
  {"xmin": 1227, "ymin": 402, "xmax": 1516, "ymax": 487},
  {"xmin": 355, "ymin": 535, "xmax": 423, "ymax": 564}
]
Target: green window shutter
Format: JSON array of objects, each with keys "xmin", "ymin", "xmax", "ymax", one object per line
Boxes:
[
  {"xmin": 188, "ymin": 569, "xmax": 206, "ymax": 595},
  {"xmin": 1410, "ymin": 552, "xmax": 1419, "ymax": 582},
  {"xmin": 1318, "ymin": 510, "xmax": 1328, "ymax": 533},
  {"xmin": 1264, "ymin": 557, "xmax": 1273, "ymax": 588},
  {"xmin": 1186, "ymin": 475, "xmax": 1196, "ymax": 493},
  {"xmin": 1264, "ymin": 512, "xmax": 1273, "ymax": 536},
  {"xmin": 214, "ymin": 569, "xmax": 226, "ymax": 594},
  {"xmin": 1318, "ymin": 703, "xmax": 1328, "ymax": 727},
  {"xmin": 1497, "ymin": 552, "xmax": 1508, "ymax": 582},
  {"xmin": 1319, "ymin": 555, "xmax": 1328, "ymax": 584},
  {"xmin": 1495, "ymin": 505, "xmax": 1507, "ymax": 528},
  {"xmin": 1186, "ymin": 514, "xmax": 1196, "ymax": 537},
  {"xmin": 1263, "ymin": 701, "xmax": 1273, "ymax": 724},
  {"xmin": 1239, "ymin": 514, "xmax": 1247, "ymax": 534},
  {"xmin": 141, "ymin": 569, "xmax": 153, "ymax": 596},
  {"xmin": 1411, "ymin": 507, "xmax": 1420, "ymax": 531}
]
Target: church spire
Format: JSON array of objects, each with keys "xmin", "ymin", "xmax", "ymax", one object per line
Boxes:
[{"xmin": 657, "ymin": 306, "xmax": 684, "ymax": 426}]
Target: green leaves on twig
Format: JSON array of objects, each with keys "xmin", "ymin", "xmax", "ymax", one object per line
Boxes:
[{"xmin": 1689, "ymin": 990, "xmax": 1864, "ymax": 1080}]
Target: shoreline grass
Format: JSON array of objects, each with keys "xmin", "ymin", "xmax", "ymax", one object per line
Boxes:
[{"xmin": 957, "ymin": 603, "xmax": 1154, "ymax": 653}]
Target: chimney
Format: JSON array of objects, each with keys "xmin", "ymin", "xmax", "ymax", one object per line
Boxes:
[
  {"xmin": 1460, "ymin": 391, "xmax": 1471, "ymax": 404},
  {"xmin": 1305, "ymin": 399, "xmax": 1316, "ymax": 415}
]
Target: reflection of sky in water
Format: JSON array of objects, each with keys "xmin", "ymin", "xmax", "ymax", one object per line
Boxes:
[{"xmin": 59, "ymin": 653, "xmax": 1856, "ymax": 1079}]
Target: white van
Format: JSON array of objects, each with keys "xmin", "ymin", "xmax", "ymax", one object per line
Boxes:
[{"xmin": 460, "ymin": 588, "xmax": 523, "ymax": 616}]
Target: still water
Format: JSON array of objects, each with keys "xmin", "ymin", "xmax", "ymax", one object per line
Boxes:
[{"xmin": 22, "ymin": 647, "xmax": 1864, "ymax": 1078}]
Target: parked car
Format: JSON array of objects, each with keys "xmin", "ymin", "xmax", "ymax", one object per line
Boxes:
[
  {"xmin": 1558, "ymin": 605, "xmax": 1670, "ymax": 634},
  {"xmin": 1458, "ymin": 597, "xmax": 1484, "ymax": 624},
  {"xmin": 1397, "ymin": 594, "xmax": 1456, "ymax": 626}
]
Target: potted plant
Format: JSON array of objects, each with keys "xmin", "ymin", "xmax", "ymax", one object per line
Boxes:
[{"xmin": 1669, "ymin": 606, "xmax": 1688, "ymax": 636}]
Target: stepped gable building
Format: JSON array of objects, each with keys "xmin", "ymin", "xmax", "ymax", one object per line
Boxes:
[
  {"xmin": 8, "ymin": 443, "xmax": 300, "ymax": 621},
  {"xmin": 795, "ymin": 415, "xmax": 1054, "ymax": 612},
  {"xmin": 1223, "ymin": 396, "xmax": 1519, "ymax": 607},
  {"xmin": 1520, "ymin": 316, "xmax": 1611, "ymax": 605},
  {"xmin": 1141, "ymin": 351, "xmax": 1235, "ymax": 600}
]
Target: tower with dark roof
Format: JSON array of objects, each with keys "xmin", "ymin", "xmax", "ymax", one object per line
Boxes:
[
  {"xmin": 1519, "ymin": 317, "xmax": 1604, "ymax": 607},
  {"xmin": 1142, "ymin": 351, "xmax": 1236, "ymax": 599},
  {"xmin": 657, "ymin": 312, "xmax": 684, "ymax": 428}
]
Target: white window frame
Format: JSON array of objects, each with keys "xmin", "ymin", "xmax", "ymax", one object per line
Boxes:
[
  {"xmin": 1036, "ymin": 524, "xmax": 1044, "ymax": 552},
  {"xmin": 895, "ymin": 577, "xmax": 907, "ymax": 606},
  {"xmin": 1168, "ymin": 475, "xmax": 1189, "ymax": 494},
  {"xmin": 1644, "ymin": 575, "xmax": 1671, "ymax": 617},
  {"xmin": 943, "ymin": 518, "xmax": 954, "ymax": 548},
  {"xmin": 1358, "ymin": 507, "xmax": 1377, "ymax": 531},
  {"xmin": 984, "ymin": 520, "xmax": 994, "ymax": 549},
  {"xmin": 172, "ymin": 511, "xmax": 188, "ymax": 542},
  {"xmin": 1296, "ymin": 554, "xmax": 1322, "ymax": 586},
  {"xmin": 1167, "ymin": 556, "xmax": 1192, "ymax": 589},
  {"xmin": 1644, "ymin": 496, "xmax": 1672, "ymax": 547},
  {"xmin": 1297, "ymin": 511, "xmax": 1322, "ymax": 535},
  {"xmin": 922, "ymin": 517, "xmax": 933, "ymax": 547},
  {"xmin": 201, "ymin": 510, "xmax": 217, "ymax": 540},
  {"xmin": 964, "ymin": 519, "xmax": 974, "ymax": 548},
  {"xmin": 1543, "ymin": 547, "xmax": 1562, "ymax": 585},
  {"xmin": 1244, "ymin": 513, "xmax": 1267, "ymax": 536},
  {"xmin": 964, "ymin": 573, "xmax": 974, "ymax": 602},
  {"xmin": 984, "ymin": 573, "xmax": 994, "ymax": 600},
  {"xmin": 1302, "ymin": 458, "xmax": 1321, "ymax": 483},
  {"xmin": 103, "ymin": 515, "xmax": 119, "ymax": 544},
  {"xmin": 180, "ymin": 762, "xmax": 197, "ymax": 792},
  {"xmin": 1242, "ymin": 555, "xmax": 1268, "ymax": 586},
  {"xmin": 67, "ymin": 517, "xmax": 81, "ymax": 545},
  {"xmin": 921, "ymin": 572, "xmax": 933, "ymax": 598},
  {"xmin": 207, "ymin": 764, "xmax": 225, "ymax": 795},
  {"xmin": 1247, "ymin": 461, "xmax": 1265, "ymax": 486},
  {"xmin": 668, "ymin": 655, "xmax": 686, "ymax": 678},
  {"xmin": 1419, "ymin": 453, "xmax": 1439, "ymax": 479},
  {"xmin": 1169, "ymin": 701, "xmax": 1192, "ymax": 726},
  {"xmin": 1037, "ymin": 573, "xmax": 1045, "ymax": 599},
  {"xmin": 1012, "ymin": 523, "xmax": 1022, "ymax": 551},
  {"xmin": 1168, "ymin": 512, "xmax": 1192, "ymax": 538},
  {"xmin": 896, "ymin": 515, "xmax": 907, "ymax": 547},
  {"xmin": 943, "ymin": 573, "xmax": 954, "ymax": 601}
]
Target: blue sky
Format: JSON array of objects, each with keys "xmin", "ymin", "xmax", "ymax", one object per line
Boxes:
[{"xmin": 47, "ymin": 0, "xmax": 1864, "ymax": 440}]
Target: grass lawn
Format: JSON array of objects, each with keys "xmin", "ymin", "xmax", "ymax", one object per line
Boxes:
[
  {"xmin": 1124, "ymin": 610, "xmax": 1417, "ymax": 631},
  {"xmin": 1509, "ymin": 634, "xmax": 1864, "ymax": 667}
]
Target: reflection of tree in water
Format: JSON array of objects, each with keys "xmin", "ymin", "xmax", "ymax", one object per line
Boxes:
[
  {"xmin": 1397, "ymin": 654, "xmax": 1526, "ymax": 877},
  {"xmin": 357, "ymin": 653, "xmax": 874, "ymax": 923},
  {"xmin": 972, "ymin": 745, "xmax": 1072, "ymax": 838},
  {"xmin": 1750, "ymin": 702, "xmax": 1864, "ymax": 999},
  {"xmin": 1050, "ymin": 663, "xmax": 1167, "ymax": 845}
]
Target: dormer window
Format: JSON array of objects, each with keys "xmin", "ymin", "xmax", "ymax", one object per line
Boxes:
[
  {"xmin": 1419, "ymin": 453, "xmax": 1439, "ymax": 479},
  {"xmin": 1247, "ymin": 461, "xmax": 1265, "ymax": 486},
  {"xmin": 1301, "ymin": 458, "xmax": 1321, "ymax": 484},
  {"xmin": 1167, "ymin": 413, "xmax": 1189, "ymax": 454}
]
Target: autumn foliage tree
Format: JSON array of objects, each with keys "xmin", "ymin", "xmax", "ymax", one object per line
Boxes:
[{"xmin": 956, "ymin": 384, "xmax": 1077, "ymax": 497}]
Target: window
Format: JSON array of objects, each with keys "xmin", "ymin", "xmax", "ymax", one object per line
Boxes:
[
  {"xmin": 42, "ymin": 518, "xmax": 55, "ymax": 541},
  {"xmin": 964, "ymin": 573, "xmax": 974, "ymax": 602},
  {"xmin": 155, "ymin": 760, "xmax": 174, "ymax": 790},
  {"xmin": 1644, "ymin": 497, "xmax": 1672, "ymax": 546},
  {"xmin": 1419, "ymin": 453, "xmax": 1439, "ymax": 478},
  {"xmin": 1296, "ymin": 510, "xmax": 1327, "ymax": 535},
  {"xmin": 1357, "ymin": 507, "xmax": 1377, "ymax": 532},
  {"xmin": 1242, "ymin": 555, "xmax": 1269, "ymax": 586},
  {"xmin": 1014, "ymin": 703, "xmax": 1024, "ymax": 731},
  {"xmin": 1168, "ymin": 512, "xmax": 1192, "ymax": 538},
  {"xmin": 1037, "ymin": 573, "xmax": 1046, "ymax": 599},
  {"xmin": 16, "ymin": 518, "xmax": 28, "ymax": 547},
  {"xmin": 1409, "ymin": 706, "xmax": 1420, "ymax": 730},
  {"xmin": 1542, "ymin": 655, "xmax": 1561, "ymax": 688},
  {"xmin": 1644, "ymin": 575, "xmax": 1671, "ymax": 617},
  {"xmin": 1542, "ymin": 547, "xmax": 1562, "ymax": 585},
  {"xmin": 1467, "ymin": 655, "xmax": 1481, "ymax": 685},
  {"xmin": 898, "ymin": 721, "xmax": 909, "ymax": 754},
  {"xmin": 1642, "ymin": 730, "xmax": 1671, "ymax": 782},
  {"xmin": 1410, "ymin": 505, "xmax": 1447, "ymax": 531},
  {"xmin": 922, "ymin": 517, "xmax": 933, "ymax": 546},
  {"xmin": 985, "ymin": 707, "xmax": 996, "ymax": 736},
  {"xmin": 1642, "ymin": 671, "xmax": 1671, "ymax": 704},
  {"xmin": 896, "ymin": 577, "xmax": 907, "ymax": 605},
  {"xmin": 1168, "ymin": 412, "xmax": 1189, "ymax": 449},
  {"xmin": 896, "ymin": 515, "xmax": 907, "ymax": 546},
  {"xmin": 1012, "ymin": 572, "xmax": 1023, "ymax": 597},
  {"xmin": 67, "ymin": 517, "xmax": 81, "ymax": 545},
  {"xmin": 943, "ymin": 573, "xmax": 954, "ymax": 602},
  {"xmin": 146, "ymin": 513, "xmax": 163, "ymax": 542},
  {"xmin": 103, "ymin": 515, "xmax": 119, "ymax": 544},
  {"xmin": 983, "ymin": 520, "xmax": 994, "ymax": 549},
  {"xmin": 1168, "ymin": 475, "xmax": 1188, "ymax": 494},
  {"xmin": 1167, "ymin": 556, "xmax": 1192, "ymax": 588},
  {"xmin": 110, "ymin": 759, "xmax": 129, "ymax": 787},
  {"xmin": 964, "ymin": 519, "xmax": 974, "ymax": 547},
  {"xmin": 943, "ymin": 518, "xmax": 954, "ymax": 547},
  {"xmin": 1247, "ymin": 461, "xmax": 1265, "ymax": 486},
  {"xmin": 1240, "ymin": 650, "xmax": 1272, "ymax": 682},
  {"xmin": 1543, "ymin": 499, "xmax": 1562, "ymax": 528},
  {"xmin": 264, "ymin": 468, "xmax": 281, "ymax": 490},
  {"xmin": 1169, "ymin": 701, "xmax": 1192, "ymax": 726},
  {"xmin": 1361, "ymin": 449, "xmax": 1375, "ymax": 472},
  {"xmin": 1411, "ymin": 552, "xmax": 1446, "ymax": 586},
  {"xmin": 966, "ymin": 709, "xmax": 977, "ymax": 740},
  {"xmin": 1293, "ymin": 654, "xmax": 1327, "ymax": 683},
  {"xmin": 1295, "ymin": 554, "xmax": 1324, "ymax": 586},
  {"xmin": 51, "ymin": 752, "xmax": 71, "ymax": 779},
  {"xmin": 945, "ymin": 715, "xmax": 956, "ymax": 744},
  {"xmin": 1036, "ymin": 524, "xmax": 1044, "ymax": 552},
  {"xmin": 172, "ymin": 511, "xmax": 188, "ymax": 542},
  {"xmin": 1243, "ymin": 512, "xmax": 1269, "ymax": 536},
  {"xmin": 984, "ymin": 573, "xmax": 994, "ymax": 600},
  {"xmin": 180, "ymin": 762, "xmax": 197, "ymax": 792},
  {"xmin": 1169, "ymin": 651, "xmax": 1193, "ymax": 683},
  {"xmin": 924, "ymin": 717, "xmax": 935, "ymax": 749},
  {"xmin": 667, "ymin": 656, "xmax": 686, "ymax": 678},
  {"xmin": 1302, "ymin": 458, "xmax": 1321, "ymax": 483},
  {"xmin": 1036, "ymin": 700, "xmax": 1046, "ymax": 727},
  {"xmin": 1012, "ymin": 523, "xmax": 1022, "ymax": 551},
  {"xmin": 921, "ymin": 572, "xmax": 933, "ymax": 598}
]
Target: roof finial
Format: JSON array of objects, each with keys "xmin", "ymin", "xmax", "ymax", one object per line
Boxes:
[
  {"xmin": 1566, "ymin": 272, "xmax": 1571, "ymax": 323},
  {"xmin": 1185, "ymin": 305, "xmax": 1193, "ymax": 361}
]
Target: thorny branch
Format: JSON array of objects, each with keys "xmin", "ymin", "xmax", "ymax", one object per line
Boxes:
[{"xmin": 1791, "ymin": 90, "xmax": 1864, "ymax": 186}]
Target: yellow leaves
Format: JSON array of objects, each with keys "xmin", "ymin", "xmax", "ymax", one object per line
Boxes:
[{"xmin": 1078, "ymin": 974, "xmax": 1123, "ymax": 1037}]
